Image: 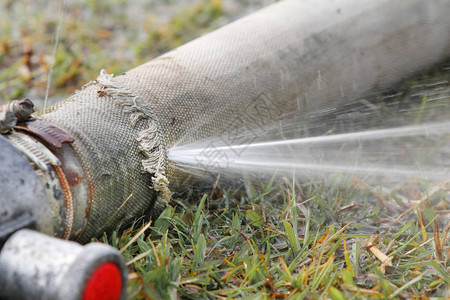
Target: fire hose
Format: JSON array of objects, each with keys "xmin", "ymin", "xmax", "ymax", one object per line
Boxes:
[{"xmin": 0, "ymin": 0, "xmax": 449, "ymax": 299}]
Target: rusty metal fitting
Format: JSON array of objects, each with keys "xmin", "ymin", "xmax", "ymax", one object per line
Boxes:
[
  {"xmin": 0, "ymin": 134, "xmax": 54, "ymax": 240},
  {"xmin": 17, "ymin": 119, "xmax": 90, "ymax": 240},
  {"xmin": 3, "ymin": 131, "xmax": 68, "ymax": 237},
  {"xmin": 3, "ymin": 110, "xmax": 88, "ymax": 240},
  {"xmin": 11, "ymin": 99, "xmax": 34, "ymax": 121},
  {"xmin": 0, "ymin": 99, "xmax": 34, "ymax": 134}
]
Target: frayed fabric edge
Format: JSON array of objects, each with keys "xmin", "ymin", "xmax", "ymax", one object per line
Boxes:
[{"xmin": 96, "ymin": 69, "xmax": 171, "ymax": 210}]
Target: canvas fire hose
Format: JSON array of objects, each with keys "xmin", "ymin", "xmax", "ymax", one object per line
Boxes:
[{"xmin": 0, "ymin": 0, "xmax": 449, "ymax": 299}]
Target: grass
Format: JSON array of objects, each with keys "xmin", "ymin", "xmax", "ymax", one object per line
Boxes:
[
  {"xmin": 1, "ymin": 0, "xmax": 449, "ymax": 299},
  {"xmin": 99, "ymin": 176, "xmax": 449, "ymax": 299}
]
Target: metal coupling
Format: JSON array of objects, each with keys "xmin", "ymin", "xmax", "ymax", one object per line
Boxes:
[
  {"xmin": 0, "ymin": 99, "xmax": 34, "ymax": 133},
  {"xmin": 0, "ymin": 229, "xmax": 127, "ymax": 300}
]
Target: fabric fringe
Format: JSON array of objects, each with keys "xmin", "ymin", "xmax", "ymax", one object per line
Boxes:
[{"xmin": 96, "ymin": 69, "xmax": 171, "ymax": 206}]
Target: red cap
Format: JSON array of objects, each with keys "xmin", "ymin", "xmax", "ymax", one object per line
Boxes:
[{"xmin": 82, "ymin": 262, "xmax": 123, "ymax": 300}]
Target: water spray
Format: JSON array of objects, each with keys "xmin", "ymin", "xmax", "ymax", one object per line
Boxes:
[{"xmin": 0, "ymin": 0, "xmax": 449, "ymax": 299}]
